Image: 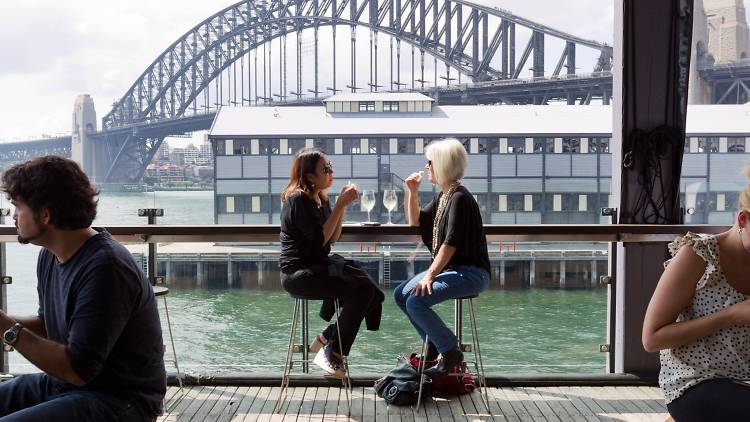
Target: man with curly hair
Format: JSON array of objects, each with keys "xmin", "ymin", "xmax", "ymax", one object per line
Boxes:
[{"xmin": 0, "ymin": 156, "xmax": 166, "ymax": 421}]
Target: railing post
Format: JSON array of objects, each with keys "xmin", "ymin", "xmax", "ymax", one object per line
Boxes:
[
  {"xmin": 138, "ymin": 208, "xmax": 164, "ymax": 283},
  {"xmin": 601, "ymin": 207, "xmax": 617, "ymax": 373},
  {"xmin": 0, "ymin": 208, "xmax": 9, "ymax": 374}
]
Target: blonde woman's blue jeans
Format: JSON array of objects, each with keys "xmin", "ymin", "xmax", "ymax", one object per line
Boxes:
[{"xmin": 393, "ymin": 265, "xmax": 489, "ymax": 353}]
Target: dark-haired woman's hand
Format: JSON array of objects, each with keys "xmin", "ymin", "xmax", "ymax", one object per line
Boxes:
[{"xmin": 338, "ymin": 182, "xmax": 359, "ymax": 206}]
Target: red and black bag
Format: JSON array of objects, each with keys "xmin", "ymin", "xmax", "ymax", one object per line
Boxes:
[{"xmin": 408, "ymin": 352, "xmax": 476, "ymax": 395}]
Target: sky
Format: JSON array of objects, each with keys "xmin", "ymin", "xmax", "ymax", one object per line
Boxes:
[{"xmin": 0, "ymin": 0, "xmax": 616, "ymax": 142}]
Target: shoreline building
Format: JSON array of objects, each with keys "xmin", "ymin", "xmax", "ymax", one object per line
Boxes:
[{"xmin": 207, "ymin": 92, "xmax": 750, "ymax": 226}]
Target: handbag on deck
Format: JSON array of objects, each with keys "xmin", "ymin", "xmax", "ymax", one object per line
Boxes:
[
  {"xmin": 408, "ymin": 352, "xmax": 475, "ymax": 395},
  {"xmin": 374, "ymin": 355, "xmax": 431, "ymax": 406}
]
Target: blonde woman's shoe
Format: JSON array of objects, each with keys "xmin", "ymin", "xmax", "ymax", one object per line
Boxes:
[{"xmin": 309, "ymin": 334, "xmax": 327, "ymax": 353}]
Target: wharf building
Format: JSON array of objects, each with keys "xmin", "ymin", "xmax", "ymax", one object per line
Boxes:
[{"xmin": 140, "ymin": 93, "xmax": 748, "ymax": 290}]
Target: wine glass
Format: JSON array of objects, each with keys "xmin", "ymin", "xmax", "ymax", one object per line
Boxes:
[
  {"xmin": 383, "ymin": 190, "xmax": 397, "ymax": 224},
  {"xmin": 361, "ymin": 190, "xmax": 376, "ymax": 223}
]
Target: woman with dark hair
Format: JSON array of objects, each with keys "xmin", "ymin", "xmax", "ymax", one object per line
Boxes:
[
  {"xmin": 279, "ymin": 148, "xmax": 383, "ymax": 378},
  {"xmin": 394, "ymin": 138, "xmax": 491, "ymax": 378}
]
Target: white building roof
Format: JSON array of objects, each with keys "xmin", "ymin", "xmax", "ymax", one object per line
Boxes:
[
  {"xmin": 208, "ymin": 104, "xmax": 750, "ymax": 138},
  {"xmin": 322, "ymin": 92, "xmax": 434, "ymax": 103}
]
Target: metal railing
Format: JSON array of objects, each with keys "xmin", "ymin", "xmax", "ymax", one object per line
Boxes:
[{"xmin": 0, "ymin": 223, "xmax": 730, "ymax": 383}]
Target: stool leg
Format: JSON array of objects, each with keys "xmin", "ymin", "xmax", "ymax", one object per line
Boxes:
[
  {"xmin": 333, "ymin": 300, "xmax": 352, "ymax": 415},
  {"xmin": 416, "ymin": 335, "xmax": 430, "ymax": 410},
  {"xmin": 161, "ymin": 295, "xmax": 183, "ymax": 392},
  {"xmin": 468, "ymin": 298, "xmax": 489, "ymax": 412},
  {"xmin": 275, "ymin": 298, "xmax": 300, "ymax": 413}
]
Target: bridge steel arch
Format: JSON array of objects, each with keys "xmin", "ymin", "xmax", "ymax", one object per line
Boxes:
[{"xmin": 99, "ymin": 0, "xmax": 612, "ymax": 182}]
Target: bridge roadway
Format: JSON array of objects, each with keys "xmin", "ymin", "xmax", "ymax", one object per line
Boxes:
[{"xmin": 1, "ymin": 71, "xmax": 614, "ymax": 159}]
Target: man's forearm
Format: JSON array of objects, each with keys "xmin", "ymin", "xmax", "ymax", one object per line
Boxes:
[{"xmin": 13, "ymin": 327, "xmax": 85, "ymax": 386}]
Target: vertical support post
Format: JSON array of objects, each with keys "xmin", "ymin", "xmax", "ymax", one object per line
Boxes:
[
  {"xmin": 0, "ymin": 209, "xmax": 9, "ymax": 374},
  {"xmin": 138, "ymin": 208, "xmax": 164, "ymax": 285}
]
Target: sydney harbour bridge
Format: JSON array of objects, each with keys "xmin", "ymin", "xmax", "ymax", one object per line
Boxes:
[{"xmin": 0, "ymin": 0, "xmax": 745, "ymax": 183}]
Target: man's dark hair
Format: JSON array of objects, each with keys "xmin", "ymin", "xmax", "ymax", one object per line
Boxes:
[{"xmin": 2, "ymin": 156, "xmax": 99, "ymax": 229}]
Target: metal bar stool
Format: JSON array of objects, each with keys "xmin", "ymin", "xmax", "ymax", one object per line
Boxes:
[
  {"xmin": 416, "ymin": 294, "xmax": 488, "ymax": 411},
  {"xmin": 275, "ymin": 295, "xmax": 352, "ymax": 414},
  {"xmin": 153, "ymin": 283, "xmax": 183, "ymax": 392}
]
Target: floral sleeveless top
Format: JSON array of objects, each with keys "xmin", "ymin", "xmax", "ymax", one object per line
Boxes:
[{"xmin": 659, "ymin": 232, "xmax": 750, "ymax": 403}]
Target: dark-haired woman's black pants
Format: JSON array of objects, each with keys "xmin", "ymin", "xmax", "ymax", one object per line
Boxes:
[{"xmin": 281, "ymin": 265, "xmax": 379, "ymax": 356}]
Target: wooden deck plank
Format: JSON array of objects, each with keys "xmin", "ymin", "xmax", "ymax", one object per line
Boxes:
[
  {"xmin": 568, "ymin": 386, "xmax": 614, "ymax": 420},
  {"xmin": 373, "ymin": 383, "xmax": 389, "ymax": 421},
  {"xmin": 281, "ymin": 387, "xmax": 306, "ymax": 421},
  {"xmin": 173, "ymin": 386, "xmax": 216, "ymax": 421},
  {"xmin": 215, "ymin": 386, "xmax": 252, "ymax": 422},
  {"xmin": 510, "ymin": 387, "xmax": 547, "ymax": 421},
  {"xmin": 159, "ymin": 385, "xmax": 204, "ymax": 422},
  {"xmin": 239, "ymin": 386, "xmax": 274, "ymax": 422},
  {"xmin": 546, "ymin": 387, "xmax": 598, "ymax": 422},
  {"xmin": 156, "ymin": 385, "xmax": 672, "ymax": 422},
  {"xmin": 522, "ymin": 387, "xmax": 563, "ymax": 422},
  {"xmin": 295, "ymin": 387, "xmax": 315, "ymax": 422},
  {"xmin": 529, "ymin": 387, "xmax": 574, "ymax": 422},
  {"xmin": 309, "ymin": 386, "xmax": 330, "ymax": 422},
  {"xmin": 195, "ymin": 386, "xmax": 239, "ymax": 422}
]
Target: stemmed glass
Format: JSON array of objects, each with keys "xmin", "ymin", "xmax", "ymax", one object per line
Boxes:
[
  {"xmin": 383, "ymin": 190, "xmax": 397, "ymax": 224},
  {"xmin": 361, "ymin": 190, "xmax": 376, "ymax": 223}
]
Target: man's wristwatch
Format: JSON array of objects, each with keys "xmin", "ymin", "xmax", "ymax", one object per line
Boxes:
[{"xmin": 3, "ymin": 323, "xmax": 22, "ymax": 346}]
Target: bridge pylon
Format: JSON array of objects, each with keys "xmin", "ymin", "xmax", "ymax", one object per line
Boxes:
[{"xmin": 71, "ymin": 95, "xmax": 104, "ymax": 181}]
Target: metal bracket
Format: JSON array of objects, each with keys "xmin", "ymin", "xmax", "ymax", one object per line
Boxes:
[
  {"xmin": 0, "ymin": 277, "xmax": 11, "ymax": 285},
  {"xmin": 153, "ymin": 276, "xmax": 165, "ymax": 285},
  {"xmin": 3, "ymin": 345, "xmax": 12, "ymax": 353},
  {"xmin": 599, "ymin": 275, "xmax": 613, "ymax": 285},
  {"xmin": 600, "ymin": 207, "xmax": 617, "ymax": 217},
  {"xmin": 460, "ymin": 343, "xmax": 472, "ymax": 353},
  {"xmin": 599, "ymin": 344, "xmax": 611, "ymax": 353},
  {"xmin": 293, "ymin": 345, "xmax": 304, "ymax": 353}
]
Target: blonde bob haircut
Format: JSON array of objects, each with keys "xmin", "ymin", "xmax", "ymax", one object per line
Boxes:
[{"xmin": 425, "ymin": 138, "xmax": 467, "ymax": 186}]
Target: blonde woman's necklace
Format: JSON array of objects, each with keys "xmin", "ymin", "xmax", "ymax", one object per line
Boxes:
[{"xmin": 431, "ymin": 181, "xmax": 460, "ymax": 258}]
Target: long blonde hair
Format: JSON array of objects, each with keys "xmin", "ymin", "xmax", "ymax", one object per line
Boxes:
[{"xmin": 741, "ymin": 161, "xmax": 750, "ymax": 213}]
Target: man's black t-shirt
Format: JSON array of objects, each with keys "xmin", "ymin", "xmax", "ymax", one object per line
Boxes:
[
  {"xmin": 418, "ymin": 185, "xmax": 491, "ymax": 274},
  {"xmin": 36, "ymin": 229, "xmax": 166, "ymax": 417}
]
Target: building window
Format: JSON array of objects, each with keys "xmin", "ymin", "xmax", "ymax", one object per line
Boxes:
[
  {"xmin": 383, "ymin": 101, "xmax": 399, "ymax": 112},
  {"xmin": 397, "ymin": 138, "xmax": 416, "ymax": 154},
  {"xmin": 562, "ymin": 138, "xmax": 580, "ymax": 153},
  {"xmin": 716, "ymin": 193, "xmax": 726, "ymax": 211},
  {"xmin": 508, "ymin": 138, "xmax": 525, "ymax": 154},
  {"xmin": 260, "ymin": 139, "xmax": 279, "ymax": 155},
  {"xmin": 578, "ymin": 194, "xmax": 588, "ymax": 212},
  {"xmin": 553, "ymin": 194, "xmax": 562, "ymax": 211},
  {"xmin": 590, "ymin": 138, "xmax": 610, "ymax": 153},
  {"xmin": 524, "ymin": 194, "xmax": 534, "ymax": 211},
  {"xmin": 728, "ymin": 137, "xmax": 746, "ymax": 153},
  {"xmin": 226, "ymin": 196, "xmax": 235, "ymax": 213},
  {"xmin": 359, "ymin": 101, "xmax": 375, "ymax": 112},
  {"xmin": 498, "ymin": 194, "xmax": 507, "ymax": 212}
]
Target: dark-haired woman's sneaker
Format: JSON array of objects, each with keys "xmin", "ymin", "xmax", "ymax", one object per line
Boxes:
[
  {"xmin": 309, "ymin": 334, "xmax": 327, "ymax": 353},
  {"xmin": 423, "ymin": 347, "xmax": 463, "ymax": 378},
  {"xmin": 313, "ymin": 343, "xmax": 346, "ymax": 379}
]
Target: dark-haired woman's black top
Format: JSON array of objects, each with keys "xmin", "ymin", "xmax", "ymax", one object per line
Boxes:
[
  {"xmin": 280, "ymin": 191, "xmax": 332, "ymax": 274},
  {"xmin": 418, "ymin": 185, "xmax": 491, "ymax": 274}
]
